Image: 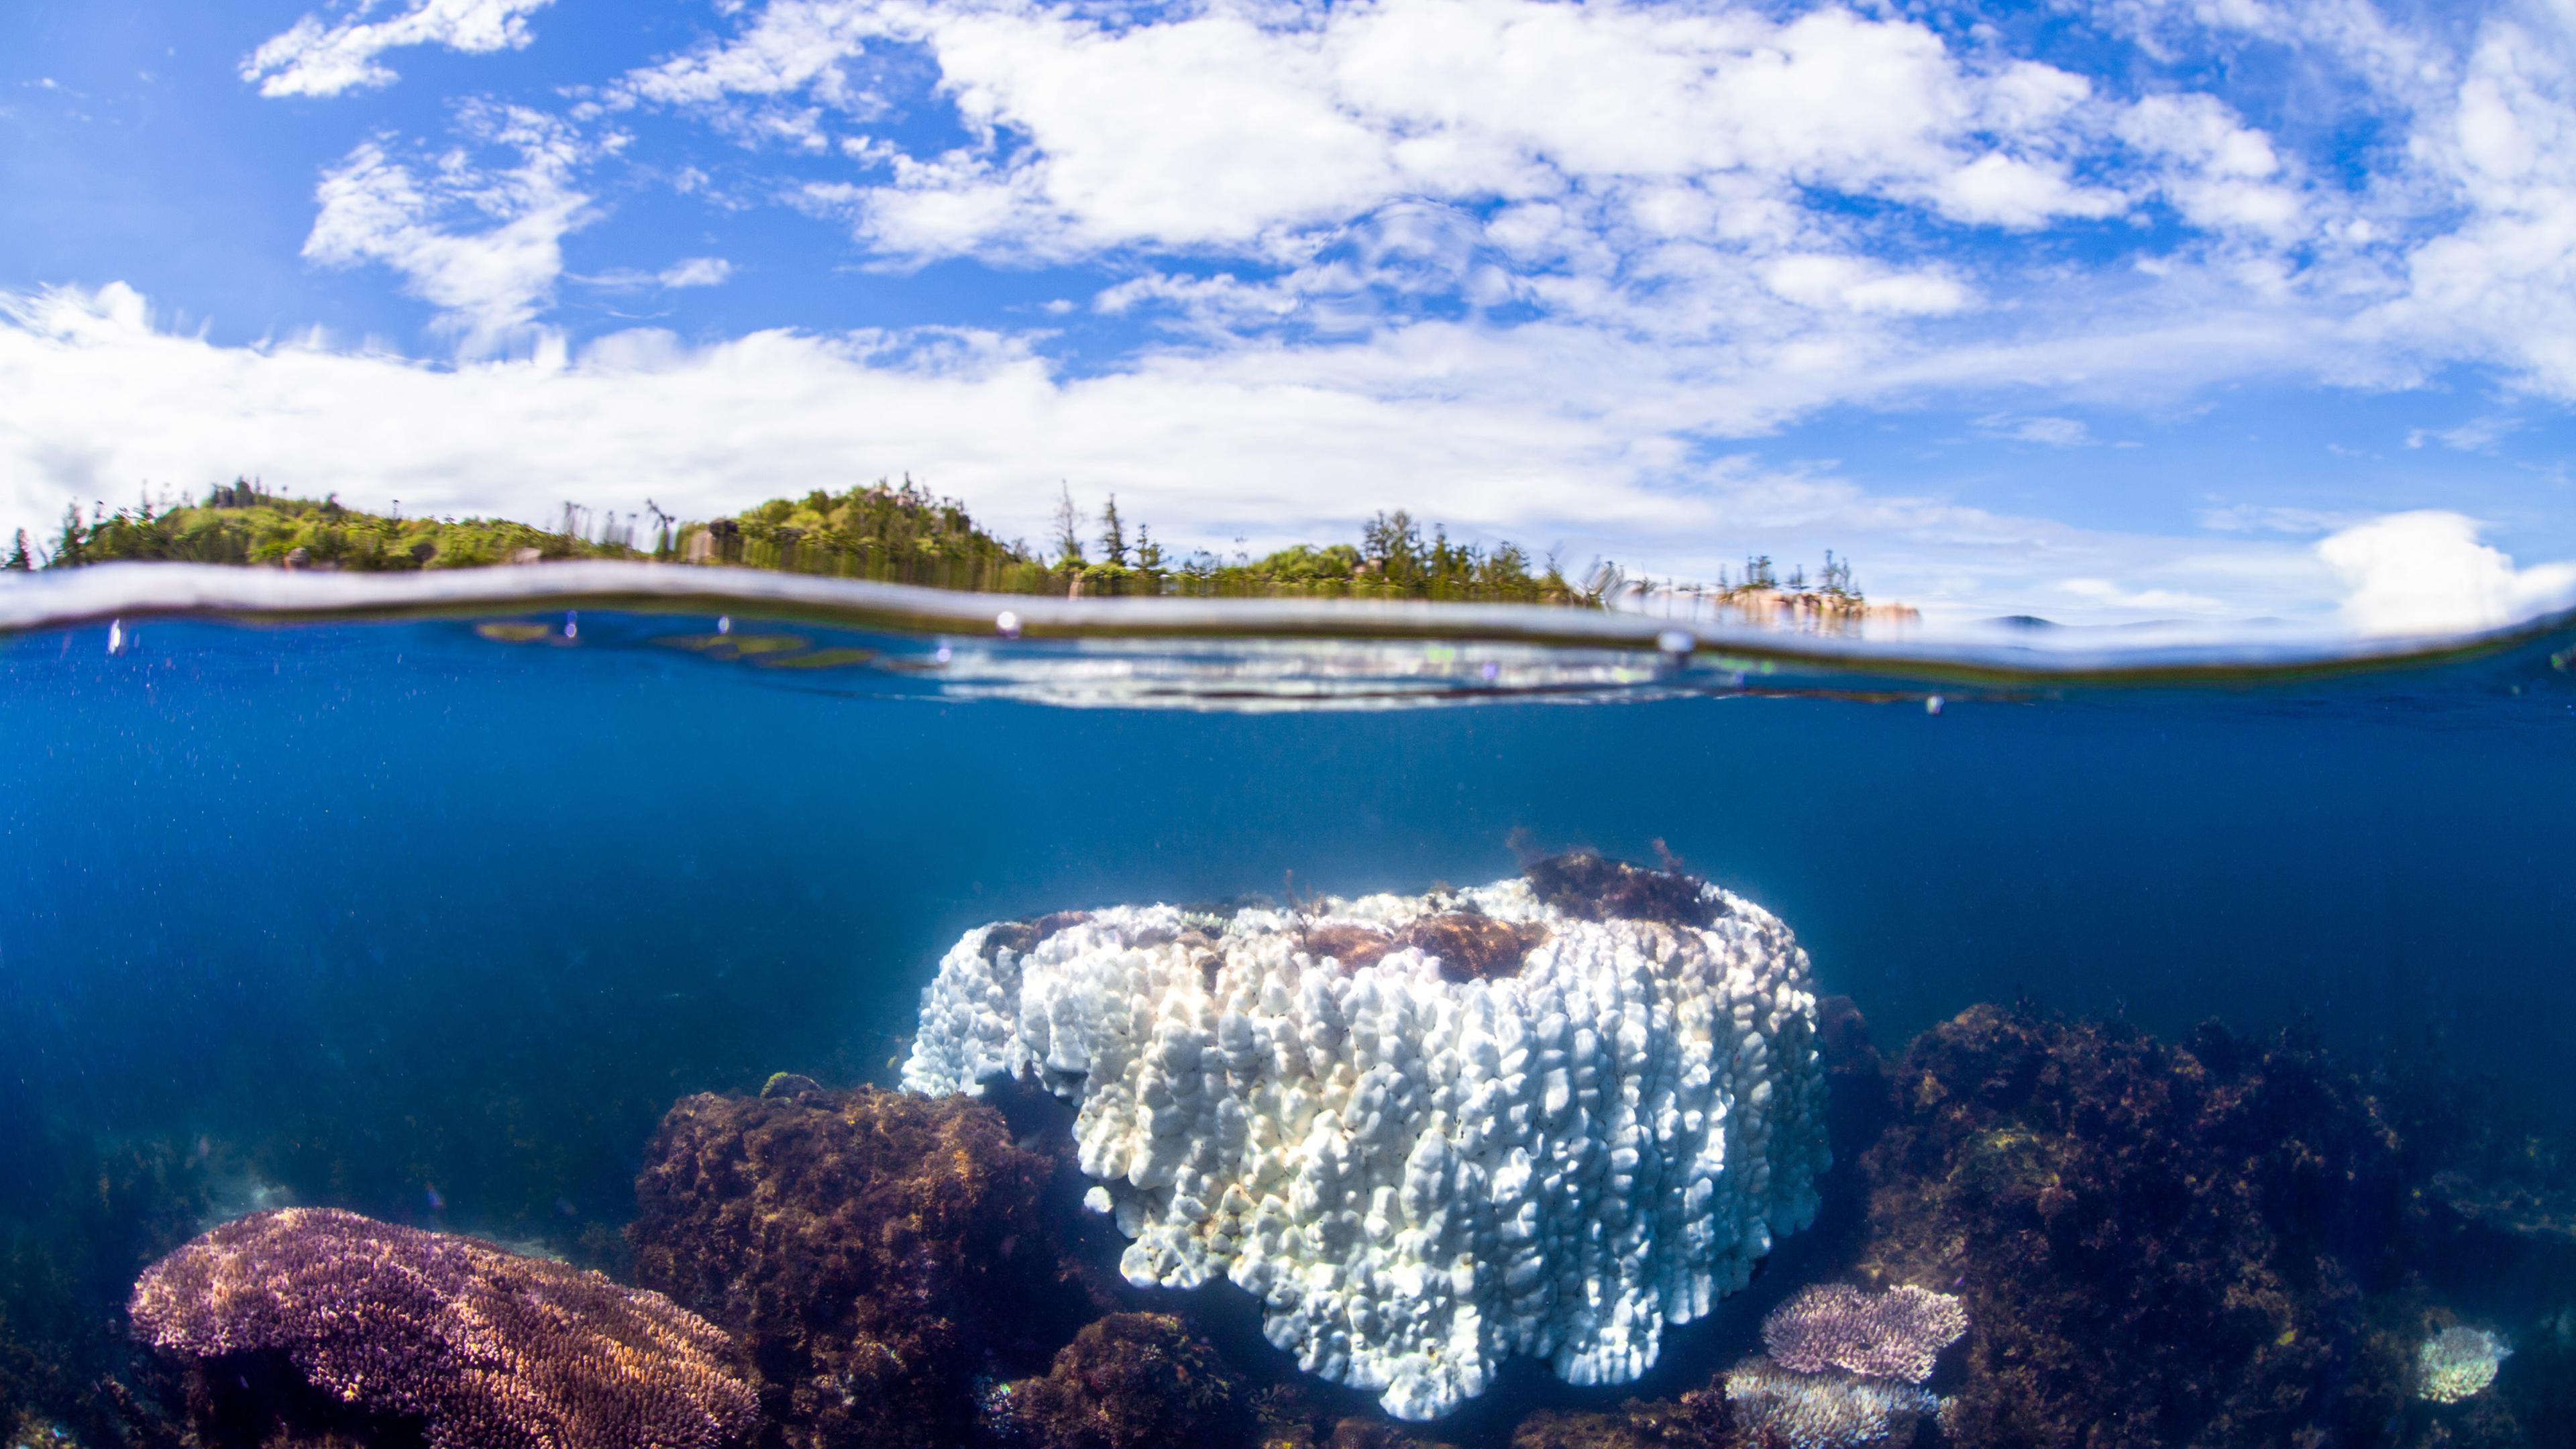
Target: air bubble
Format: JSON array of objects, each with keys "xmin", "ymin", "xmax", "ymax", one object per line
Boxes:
[{"xmin": 995, "ymin": 610, "xmax": 1023, "ymax": 639}]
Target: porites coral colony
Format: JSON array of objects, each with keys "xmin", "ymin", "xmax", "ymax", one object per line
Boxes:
[{"xmin": 902, "ymin": 859, "xmax": 1831, "ymax": 1420}]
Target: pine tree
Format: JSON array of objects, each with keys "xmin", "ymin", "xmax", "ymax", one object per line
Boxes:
[
  {"xmin": 1099, "ymin": 494, "xmax": 1128, "ymax": 568},
  {"xmin": 1052, "ymin": 483, "xmax": 1086, "ymax": 567},
  {"xmin": 4, "ymin": 530, "xmax": 31, "ymax": 571}
]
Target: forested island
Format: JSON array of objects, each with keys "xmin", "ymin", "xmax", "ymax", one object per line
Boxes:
[{"xmin": 7, "ymin": 477, "xmax": 1892, "ymax": 619}]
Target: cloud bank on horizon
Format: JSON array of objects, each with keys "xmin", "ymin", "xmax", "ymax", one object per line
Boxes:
[{"xmin": 5, "ymin": 0, "xmax": 2576, "ymax": 631}]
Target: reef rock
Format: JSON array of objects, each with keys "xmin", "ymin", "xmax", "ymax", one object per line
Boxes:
[
  {"xmin": 994, "ymin": 1312, "xmax": 1249, "ymax": 1449},
  {"xmin": 903, "ymin": 859, "xmax": 1831, "ymax": 1420},
  {"xmin": 1855, "ymin": 1006, "xmax": 2412, "ymax": 1449},
  {"xmin": 629, "ymin": 1085, "xmax": 1096, "ymax": 1449},
  {"xmin": 129, "ymin": 1205, "xmax": 757, "ymax": 1449}
]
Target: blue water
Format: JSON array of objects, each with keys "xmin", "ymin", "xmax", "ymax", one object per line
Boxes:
[{"xmin": 2, "ymin": 604, "xmax": 2573, "ymax": 1433}]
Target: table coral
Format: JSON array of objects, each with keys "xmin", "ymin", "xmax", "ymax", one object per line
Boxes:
[
  {"xmin": 904, "ymin": 859, "xmax": 1831, "ymax": 1420},
  {"xmin": 1760, "ymin": 1283, "xmax": 1965, "ymax": 1383},
  {"xmin": 128, "ymin": 1206, "xmax": 756, "ymax": 1449}
]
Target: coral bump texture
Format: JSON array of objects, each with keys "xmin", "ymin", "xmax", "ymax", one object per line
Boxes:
[
  {"xmin": 129, "ymin": 1206, "xmax": 758, "ymax": 1449},
  {"xmin": 1762, "ymin": 1283, "xmax": 1968, "ymax": 1383},
  {"xmin": 902, "ymin": 863, "xmax": 1831, "ymax": 1420}
]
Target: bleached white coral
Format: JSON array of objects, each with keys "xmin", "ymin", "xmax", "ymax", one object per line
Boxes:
[
  {"xmin": 902, "ymin": 870, "xmax": 1830, "ymax": 1420},
  {"xmin": 2416, "ymin": 1324, "xmax": 2509, "ymax": 1404}
]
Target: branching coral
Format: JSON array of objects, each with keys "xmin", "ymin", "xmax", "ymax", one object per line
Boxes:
[
  {"xmin": 1722, "ymin": 1360, "xmax": 1939, "ymax": 1449},
  {"xmin": 129, "ymin": 1206, "xmax": 757, "ymax": 1449},
  {"xmin": 904, "ymin": 861, "xmax": 1830, "ymax": 1420},
  {"xmin": 1761, "ymin": 1283, "xmax": 1966, "ymax": 1383},
  {"xmin": 2416, "ymin": 1325, "xmax": 2509, "ymax": 1404}
]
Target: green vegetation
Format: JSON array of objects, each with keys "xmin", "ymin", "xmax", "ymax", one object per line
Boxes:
[
  {"xmin": 13, "ymin": 476, "xmax": 1874, "ymax": 614},
  {"xmin": 23, "ymin": 480, "xmax": 641, "ymax": 572}
]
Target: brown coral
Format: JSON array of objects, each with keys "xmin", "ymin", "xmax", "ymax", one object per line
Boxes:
[
  {"xmin": 129, "ymin": 1206, "xmax": 756, "ymax": 1449},
  {"xmin": 1523, "ymin": 852, "xmax": 1723, "ymax": 930},
  {"xmin": 628, "ymin": 1085, "xmax": 1095, "ymax": 1449},
  {"xmin": 1760, "ymin": 1283, "xmax": 1966, "ymax": 1383},
  {"xmin": 997, "ymin": 1312, "xmax": 1248, "ymax": 1449}
]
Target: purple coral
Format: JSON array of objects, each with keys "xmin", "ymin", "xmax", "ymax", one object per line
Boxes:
[
  {"xmin": 1762, "ymin": 1283, "xmax": 1968, "ymax": 1383},
  {"xmin": 130, "ymin": 1206, "xmax": 758, "ymax": 1449}
]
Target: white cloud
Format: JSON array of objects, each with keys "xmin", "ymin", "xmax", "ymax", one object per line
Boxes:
[
  {"xmin": 657, "ymin": 257, "xmax": 734, "ymax": 288},
  {"xmin": 2316, "ymin": 509, "xmax": 2576, "ymax": 635},
  {"xmin": 244, "ymin": 0, "xmax": 555, "ymax": 99},
  {"xmin": 621, "ymin": 0, "xmax": 2133, "ymax": 264},
  {"xmin": 2057, "ymin": 576, "xmax": 2229, "ymax": 614},
  {"xmin": 1974, "ymin": 413, "xmax": 2092, "ymax": 446},
  {"xmin": 2117, "ymin": 93, "xmax": 2304, "ymax": 240},
  {"xmin": 303, "ymin": 106, "xmax": 597, "ymax": 356}
]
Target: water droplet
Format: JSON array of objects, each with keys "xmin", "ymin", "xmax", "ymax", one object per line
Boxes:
[
  {"xmin": 564, "ymin": 610, "xmax": 578, "ymax": 640},
  {"xmin": 1656, "ymin": 629, "xmax": 1694, "ymax": 656},
  {"xmin": 716, "ymin": 615, "xmax": 732, "ymax": 635},
  {"xmin": 995, "ymin": 610, "xmax": 1022, "ymax": 639},
  {"xmin": 934, "ymin": 644, "xmax": 953, "ymax": 665},
  {"xmin": 105, "ymin": 620, "xmax": 124, "ymax": 655},
  {"xmin": 1925, "ymin": 694, "xmax": 1945, "ymax": 716},
  {"xmin": 1480, "ymin": 660, "xmax": 1500, "ymax": 682}
]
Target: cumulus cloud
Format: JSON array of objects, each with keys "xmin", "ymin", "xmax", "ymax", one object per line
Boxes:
[
  {"xmin": 617, "ymin": 0, "xmax": 2132, "ymax": 264},
  {"xmin": 244, "ymin": 0, "xmax": 555, "ymax": 98},
  {"xmin": 303, "ymin": 106, "xmax": 598, "ymax": 355},
  {"xmin": 2316, "ymin": 511, "xmax": 2576, "ymax": 635}
]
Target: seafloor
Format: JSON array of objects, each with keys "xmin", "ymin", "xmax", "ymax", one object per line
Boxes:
[{"xmin": 5, "ymin": 862, "xmax": 2573, "ymax": 1449}]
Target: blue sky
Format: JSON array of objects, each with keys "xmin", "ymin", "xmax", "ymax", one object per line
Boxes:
[{"xmin": 6, "ymin": 0, "xmax": 2576, "ymax": 629}]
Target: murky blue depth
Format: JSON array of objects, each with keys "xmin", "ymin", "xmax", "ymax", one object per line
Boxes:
[{"xmin": 3, "ymin": 608, "xmax": 2573, "ymax": 1432}]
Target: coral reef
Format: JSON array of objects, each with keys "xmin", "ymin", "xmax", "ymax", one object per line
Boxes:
[
  {"xmin": 1760, "ymin": 1283, "xmax": 1965, "ymax": 1383},
  {"xmin": 1853, "ymin": 1006, "xmax": 2413, "ymax": 1449},
  {"xmin": 129, "ymin": 1205, "xmax": 756, "ymax": 1449},
  {"xmin": 903, "ymin": 860, "xmax": 1830, "ymax": 1419},
  {"xmin": 1720, "ymin": 1361, "xmax": 1938, "ymax": 1449},
  {"xmin": 2416, "ymin": 1326, "xmax": 2510, "ymax": 1404},
  {"xmin": 992, "ymin": 1312, "xmax": 1249, "ymax": 1449},
  {"xmin": 629, "ymin": 1085, "xmax": 1099, "ymax": 1449}
]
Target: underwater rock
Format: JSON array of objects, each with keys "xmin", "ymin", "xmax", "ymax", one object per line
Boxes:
[
  {"xmin": 128, "ymin": 1205, "xmax": 757, "ymax": 1449},
  {"xmin": 629, "ymin": 1085, "xmax": 1097, "ymax": 1449},
  {"xmin": 903, "ymin": 861, "xmax": 1831, "ymax": 1420},
  {"xmin": 1505, "ymin": 1394, "xmax": 1732, "ymax": 1449},
  {"xmin": 1760, "ymin": 1283, "xmax": 1965, "ymax": 1383},
  {"xmin": 2416, "ymin": 1325, "xmax": 2510, "ymax": 1404},
  {"xmin": 1855, "ymin": 1006, "xmax": 2411, "ymax": 1449},
  {"xmin": 1720, "ymin": 1360, "xmax": 1938, "ymax": 1449},
  {"xmin": 992, "ymin": 1312, "xmax": 1249, "ymax": 1449}
]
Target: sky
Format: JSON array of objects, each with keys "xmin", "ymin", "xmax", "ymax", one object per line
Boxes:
[{"xmin": 5, "ymin": 0, "xmax": 2576, "ymax": 630}]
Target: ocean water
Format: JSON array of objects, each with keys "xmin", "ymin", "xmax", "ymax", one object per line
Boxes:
[{"xmin": 2, "ymin": 566, "xmax": 2572, "ymax": 1446}]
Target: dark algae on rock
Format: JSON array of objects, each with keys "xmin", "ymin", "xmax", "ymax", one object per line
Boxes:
[
  {"xmin": 627, "ymin": 1085, "xmax": 1104, "ymax": 1449},
  {"xmin": 991, "ymin": 1312, "xmax": 1250, "ymax": 1449}
]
